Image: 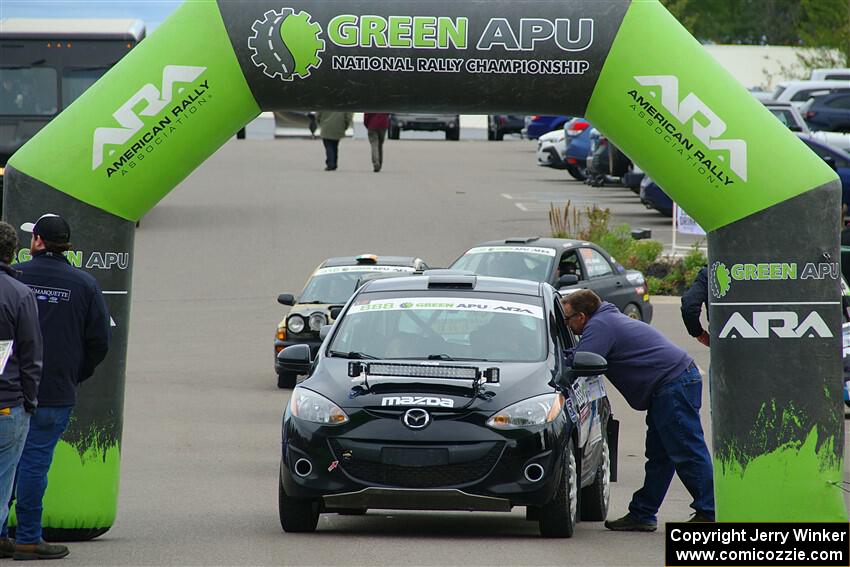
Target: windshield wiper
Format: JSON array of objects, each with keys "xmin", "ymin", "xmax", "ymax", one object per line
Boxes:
[
  {"xmin": 328, "ymin": 350, "xmax": 378, "ymax": 360},
  {"xmin": 297, "ymin": 300, "xmax": 329, "ymax": 304},
  {"xmin": 413, "ymin": 354, "xmax": 493, "ymax": 362}
]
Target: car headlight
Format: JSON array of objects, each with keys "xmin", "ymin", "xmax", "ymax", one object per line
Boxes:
[
  {"xmin": 290, "ymin": 387, "xmax": 349, "ymax": 425},
  {"xmin": 287, "ymin": 315, "xmax": 305, "ymax": 334},
  {"xmin": 308, "ymin": 312, "xmax": 326, "ymax": 332},
  {"xmin": 486, "ymin": 393, "xmax": 565, "ymax": 429}
]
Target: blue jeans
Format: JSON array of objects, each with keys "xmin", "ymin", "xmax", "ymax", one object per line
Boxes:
[
  {"xmin": 0, "ymin": 406, "xmax": 30, "ymax": 530},
  {"xmin": 1, "ymin": 406, "xmax": 72, "ymax": 544},
  {"xmin": 628, "ymin": 365, "xmax": 715, "ymax": 523}
]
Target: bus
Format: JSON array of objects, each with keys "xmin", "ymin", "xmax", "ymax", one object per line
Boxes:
[{"xmin": 0, "ymin": 19, "xmax": 145, "ymax": 195}]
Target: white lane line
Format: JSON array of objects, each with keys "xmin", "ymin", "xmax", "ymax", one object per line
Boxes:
[
  {"xmin": 515, "ymin": 203, "xmax": 528, "ymax": 212},
  {"xmin": 501, "ymin": 193, "xmax": 514, "ymax": 200}
]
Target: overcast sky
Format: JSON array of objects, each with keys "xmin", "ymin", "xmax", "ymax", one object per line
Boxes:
[{"xmin": 0, "ymin": 0, "xmax": 183, "ymax": 31}]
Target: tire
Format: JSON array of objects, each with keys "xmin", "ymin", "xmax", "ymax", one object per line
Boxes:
[
  {"xmin": 279, "ymin": 467, "xmax": 320, "ymax": 533},
  {"xmin": 565, "ymin": 164, "xmax": 587, "ymax": 182},
  {"xmin": 277, "ymin": 371, "xmax": 297, "ymax": 389},
  {"xmin": 388, "ymin": 126, "xmax": 400, "ymax": 140},
  {"xmin": 623, "ymin": 303, "xmax": 642, "ymax": 321},
  {"xmin": 580, "ymin": 421, "xmax": 611, "ymax": 521},
  {"xmin": 538, "ymin": 437, "xmax": 577, "ymax": 538},
  {"xmin": 446, "ymin": 127, "xmax": 460, "ymax": 141}
]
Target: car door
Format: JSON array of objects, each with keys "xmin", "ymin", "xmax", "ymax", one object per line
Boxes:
[
  {"xmin": 577, "ymin": 247, "xmax": 632, "ymax": 310},
  {"xmin": 554, "ymin": 296, "xmax": 598, "ymax": 479}
]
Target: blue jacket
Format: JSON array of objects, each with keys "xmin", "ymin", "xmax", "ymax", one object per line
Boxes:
[
  {"xmin": 567, "ymin": 302, "xmax": 692, "ymax": 411},
  {"xmin": 14, "ymin": 251, "xmax": 110, "ymax": 407},
  {"xmin": 0, "ymin": 264, "xmax": 41, "ymax": 412}
]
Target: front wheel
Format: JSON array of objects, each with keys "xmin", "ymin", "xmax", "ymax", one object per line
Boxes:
[
  {"xmin": 622, "ymin": 303, "xmax": 642, "ymax": 321},
  {"xmin": 580, "ymin": 421, "xmax": 611, "ymax": 521},
  {"xmin": 538, "ymin": 437, "xmax": 577, "ymax": 538},
  {"xmin": 279, "ymin": 468, "xmax": 320, "ymax": 533},
  {"xmin": 565, "ymin": 164, "xmax": 588, "ymax": 182}
]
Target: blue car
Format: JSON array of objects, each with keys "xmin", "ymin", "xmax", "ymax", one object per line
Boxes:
[
  {"xmin": 802, "ymin": 92, "xmax": 850, "ymax": 133},
  {"xmin": 524, "ymin": 115, "xmax": 570, "ymax": 140},
  {"xmin": 564, "ymin": 120, "xmax": 593, "ymax": 181},
  {"xmin": 639, "ymin": 176, "xmax": 673, "ymax": 217},
  {"xmin": 798, "ymin": 135, "xmax": 850, "ymax": 208}
]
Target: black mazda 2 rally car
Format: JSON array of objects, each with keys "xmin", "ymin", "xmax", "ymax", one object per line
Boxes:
[{"xmin": 276, "ymin": 271, "xmax": 618, "ymax": 537}]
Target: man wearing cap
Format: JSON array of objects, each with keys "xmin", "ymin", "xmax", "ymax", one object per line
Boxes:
[
  {"xmin": 0, "ymin": 221, "xmax": 41, "ymax": 559},
  {"xmin": 3, "ymin": 214, "xmax": 110, "ymax": 561}
]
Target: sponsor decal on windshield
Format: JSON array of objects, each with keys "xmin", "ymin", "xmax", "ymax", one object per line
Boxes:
[
  {"xmin": 465, "ymin": 246, "xmax": 556, "ymax": 257},
  {"xmin": 313, "ymin": 265, "xmax": 415, "ymax": 276},
  {"xmin": 349, "ymin": 296, "xmax": 544, "ymax": 319}
]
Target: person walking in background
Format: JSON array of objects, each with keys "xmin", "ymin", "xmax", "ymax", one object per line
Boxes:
[
  {"xmin": 364, "ymin": 113, "xmax": 390, "ymax": 172},
  {"xmin": 317, "ymin": 112, "xmax": 353, "ymax": 171},
  {"xmin": 2, "ymin": 214, "xmax": 110, "ymax": 561},
  {"xmin": 561, "ymin": 289, "xmax": 714, "ymax": 531},
  {"xmin": 0, "ymin": 222, "xmax": 40, "ymax": 560},
  {"xmin": 681, "ymin": 266, "xmax": 709, "ymax": 347}
]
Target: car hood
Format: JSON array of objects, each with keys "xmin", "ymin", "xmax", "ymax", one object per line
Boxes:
[{"xmin": 301, "ymin": 357, "xmax": 555, "ymax": 413}]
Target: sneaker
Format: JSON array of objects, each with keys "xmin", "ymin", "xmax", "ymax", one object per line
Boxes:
[
  {"xmin": 687, "ymin": 512, "xmax": 715, "ymax": 523},
  {"xmin": 604, "ymin": 513, "xmax": 657, "ymax": 532},
  {"xmin": 13, "ymin": 540, "xmax": 69, "ymax": 561},
  {"xmin": 0, "ymin": 538, "xmax": 14, "ymax": 558}
]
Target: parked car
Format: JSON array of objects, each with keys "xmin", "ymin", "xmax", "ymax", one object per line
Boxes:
[
  {"xmin": 564, "ymin": 122, "xmax": 594, "ymax": 181},
  {"xmin": 389, "ymin": 114, "xmax": 460, "ymax": 140},
  {"xmin": 797, "ymin": 134, "xmax": 850, "ymax": 209},
  {"xmin": 450, "ymin": 238, "xmax": 653, "ymax": 322},
  {"xmin": 771, "ymin": 80, "xmax": 850, "ymax": 108},
  {"xmin": 763, "ymin": 100, "xmax": 850, "ymax": 152},
  {"xmin": 639, "ymin": 176, "xmax": 673, "ymax": 217},
  {"xmin": 274, "ymin": 254, "xmax": 429, "ymax": 388},
  {"xmin": 621, "ymin": 164, "xmax": 645, "ymax": 195},
  {"xmin": 488, "ymin": 115, "xmax": 525, "ymax": 140},
  {"xmin": 536, "ymin": 129, "xmax": 567, "ymax": 169},
  {"xmin": 801, "ymin": 92, "xmax": 850, "ymax": 133},
  {"xmin": 276, "ymin": 271, "xmax": 617, "ymax": 536},
  {"xmin": 524, "ymin": 115, "xmax": 570, "ymax": 140}
]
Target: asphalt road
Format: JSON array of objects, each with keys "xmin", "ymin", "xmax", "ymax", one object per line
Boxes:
[{"xmin": 50, "ymin": 137, "xmax": 845, "ymax": 566}]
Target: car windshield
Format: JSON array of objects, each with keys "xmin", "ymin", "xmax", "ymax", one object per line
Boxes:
[
  {"xmin": 299, "ymin": 266, "xmax": 414, "ymax": 304},
  {"xmin": 329, "ymin": 294, "xmax": 547, "ymax": 362},
  {"xmin": 451, "ymin": 246, "xmax": 555, "ymax": 283}
]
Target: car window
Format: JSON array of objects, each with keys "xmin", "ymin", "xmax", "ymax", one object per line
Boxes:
[
  {"xmin": 0, "ymin": 67, "xmax": 58, "ymax": 116},
  {"xmin": 580, "ymin": 248, "xmax": 614, "ymax": 279},
  {"xmin": 792, "ymin": 89, "xmax": 831, "ymax": 102},
  {"xmin": 826, "ymin": 94, "xmax": 850, "ymax": 110},
  {"xmin": 330, "ymin": 295, "xmax": 547, "ymax": 362},
  {"xmin": 300, "ymin": 266, "xmax": 414, "ymax": 304},
  {"xmin": 451, "ymin": 246, "xmax": 555, "ymax": 282},
  {"xmin": 551, "ymin": 297, "xmax": 572, "ymax": 349},
  {"xmin": 769, "ymin": 109, "xmax": 802, "ymax": 131},
  {"xmin": 557, "ymin": 250, "xmax": 584, "ymax": 282}
]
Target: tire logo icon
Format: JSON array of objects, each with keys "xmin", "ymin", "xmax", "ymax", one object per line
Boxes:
[{"xmin": 248, "ymin": 8, "xmax": 325, "ymax": 81}]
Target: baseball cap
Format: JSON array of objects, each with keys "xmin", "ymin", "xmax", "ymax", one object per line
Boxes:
[{"xmin": 20, "ymin": 214, "xmax": 71, "ymax": 244}]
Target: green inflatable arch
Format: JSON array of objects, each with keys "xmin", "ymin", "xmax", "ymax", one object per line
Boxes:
[{"xmin": 3, "ymin": 0, "xmax": 844, "ymax": 538}]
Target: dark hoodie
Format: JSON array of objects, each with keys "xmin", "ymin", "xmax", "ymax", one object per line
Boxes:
[
  {"xmin": 567, "ymin": 301, "xmax": 692, "ymax": 411},
  {"xmin": 0, "ymin": 263, "xmax": 41, "ymax": 411}
]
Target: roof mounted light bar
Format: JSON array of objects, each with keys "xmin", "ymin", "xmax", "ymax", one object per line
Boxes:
[{"xmin": 348, "ymin": 361, "xmax": 500, "ymax": 384}]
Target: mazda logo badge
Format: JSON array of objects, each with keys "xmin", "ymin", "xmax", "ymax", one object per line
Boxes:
[{"xmin": 403, "ymin": 408, "xmax": 431, "ymax": 429}]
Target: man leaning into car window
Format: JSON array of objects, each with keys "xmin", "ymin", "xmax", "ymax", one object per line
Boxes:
[{"xmin": 561, "ymin": 289, "xmax": 714, "ymax": 531}]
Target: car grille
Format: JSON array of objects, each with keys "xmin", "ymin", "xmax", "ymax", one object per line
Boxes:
[{"xmin": 329, "ymin": 440, "xmax": 504, "ymax": 489}]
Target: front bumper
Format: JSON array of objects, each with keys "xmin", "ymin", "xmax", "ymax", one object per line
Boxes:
[{"xmin": 281, "ymin": 412, "xmax": 569, "ymax": 511}]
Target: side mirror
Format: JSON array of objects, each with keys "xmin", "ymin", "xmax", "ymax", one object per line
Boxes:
[
  {"xmin": 276, "ymin": 344, "xmax": 312, "ymax": 374},
  {"xmin": 319, "ymin": 324, "xmax": 332, "ymax": 340},
  {"xmin": 558, "ymin": 274, "xmax": 579, "ymax": 287},
  {"xmin": 572, "ymin": 351, "xmax": 608, "ymax": 375},
  {"xmin": 277, "ymin": 293, "xmax": 296, "ymax": 306},
  {"xmin": 557, "ymin": 351, "xmax": 608, "ymax": 388},
  {"xmin": 329, "ymin": 306, "xmax": 343, "ymax": 320}
]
